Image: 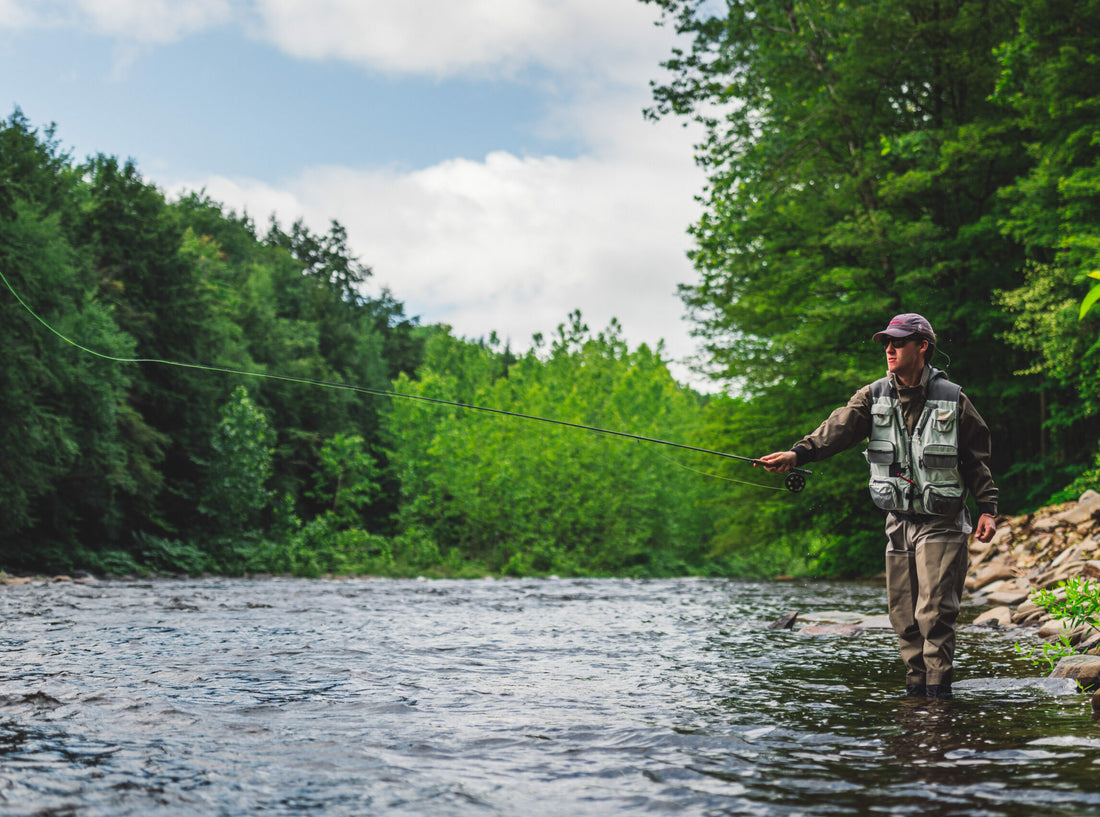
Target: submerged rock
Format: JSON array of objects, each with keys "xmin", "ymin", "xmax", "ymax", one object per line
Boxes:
[
  {"xmin": 799, "ymin": 610, "xmax": 865, "ymax": 624},
  {"xmin": 799, "ymin": 623, "xmax": 865, "ymax": 637},
  {"xmin": 768, "ymin": 611, "xmax": 799, "ymax": 630},
  {"xmin": 859, "ymin": 614, "xmax": 894, "ymax": 629},
  {"xmin": 954, "ymin": 676, "xmax": 1080, "ymax": 696}
]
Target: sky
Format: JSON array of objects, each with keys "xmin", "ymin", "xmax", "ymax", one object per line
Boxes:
[{"xmin": 0, "ymin": 0, "xmax": 710, "ymax": 386}]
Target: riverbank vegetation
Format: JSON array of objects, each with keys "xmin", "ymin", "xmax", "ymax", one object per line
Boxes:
[{"xmin": 2, "ymin": 0, "xmax": 1099, "ymax": 578}]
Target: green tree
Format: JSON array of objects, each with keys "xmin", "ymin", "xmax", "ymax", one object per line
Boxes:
[
  {"xmin": 199, "ymin": 386, "xmax": 275, "ymax": 535},
  {"xmin": 0, "ymin": 110, "xmax": 428, "ymax": 573},
  {"xmin": 385, "ymin": 316, "xmax": 722, "ymax": 576},
  {"xmin": 990, "ymin": 0, "xmax": 1100, "ymax": 500},
  {"xmin": 643, "ymin": 0, "xmax": 1034, "ymax": 572},
  {"xmin": 0, "ymin": 111, "xmax": 165, "ymax": 568},
  {"xmin": 309, "ymin": 432, "xmax": 380, "ymax": 528}
]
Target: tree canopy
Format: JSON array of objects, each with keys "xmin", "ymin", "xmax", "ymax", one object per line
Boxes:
[
  {"xmin": 643, "ymin": 0, "xmax": 1100, "ymax": 569},
  {"xmin": 0, "ymin": 110, "xmax": 733, "ymax": 577}
]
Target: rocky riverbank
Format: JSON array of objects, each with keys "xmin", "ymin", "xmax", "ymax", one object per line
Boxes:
[
  {"xmin": 967, "ymin": 489, "xmax": 1100, "ymax": 645},
  {"xmin": 966, "ymin": 489, "xmax": 1100, "ymax": 709}
]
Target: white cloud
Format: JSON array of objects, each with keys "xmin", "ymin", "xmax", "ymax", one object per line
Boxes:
[
  {"xmin": 176, "ymin": 112, "xmax": 706, "ymax": 385},
  {"xmin": 158, "ymin": 1, "xmax": 709, "ymax": 383},
  {"xmin": 13, "ymin": 0, "xmax": 711, "ymax": 385},
  {"xmin": 0, "ymin": 0, "xmax": 232, "ymax": 41},
  {"xmin": 3, "ymin": 0, "xmax": 674, "ymax": 82},
  {"xmin": 248, "ymin": 0, "xmax": 672, "ymax": 79},
  {"xmin": 76, "ymin": 0, "xmax": 233, "ymax": 42},
  {"xmin": 0, "ymin": 0, "xmax": 36, "ymax": 28}
]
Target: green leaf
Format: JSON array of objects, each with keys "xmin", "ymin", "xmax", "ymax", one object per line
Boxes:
[{"xmin": 1080, "ymin": 284, "xmax": 1100, "ymax": 320}]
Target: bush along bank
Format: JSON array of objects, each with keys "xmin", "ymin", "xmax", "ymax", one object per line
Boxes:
[{"xmin": 967, "ymin": 490, "xmax": 1100, "ymax": 712}]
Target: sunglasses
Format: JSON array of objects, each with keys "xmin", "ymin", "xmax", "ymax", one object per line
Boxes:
[{"xmin": 882, "ymin": 336, "xmax": 921, "ymax": 350}]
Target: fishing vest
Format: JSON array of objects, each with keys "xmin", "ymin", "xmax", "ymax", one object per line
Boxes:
[{"xmin": 864, "ymin": 369, "xmax": 966, "ymax": 517}]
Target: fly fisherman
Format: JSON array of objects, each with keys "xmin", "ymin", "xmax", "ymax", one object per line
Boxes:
[{"xmin": 759, "ymin": 314, "xmax": 998, "ymax": 699}]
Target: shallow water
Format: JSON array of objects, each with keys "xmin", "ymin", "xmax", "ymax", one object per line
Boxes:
[{"xmin": 0, "ymin": 577, "xmax": 1097, "ymax": 816}]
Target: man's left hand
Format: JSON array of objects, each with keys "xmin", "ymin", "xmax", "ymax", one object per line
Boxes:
[{"xmin": 975, "ymin": 513, "xmax": 997, "ymax": 543}]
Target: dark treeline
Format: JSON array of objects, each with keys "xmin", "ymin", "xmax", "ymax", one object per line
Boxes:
[
  {"xmin": 3, "ymin": 0, "xmax": 1100, "ymax": 579},
  {"xmin": 0, "ymin": 109, "xmax": 736, "ymax": 578}
]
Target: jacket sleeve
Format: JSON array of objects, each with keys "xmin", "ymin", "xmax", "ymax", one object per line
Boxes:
[
  {"xmin": 791, "ymin": 386, "xmax": 874, "ymax": 465},
  {"xmin": 958, "ymin": 392, "xmax": 999, "ymax": 517}
]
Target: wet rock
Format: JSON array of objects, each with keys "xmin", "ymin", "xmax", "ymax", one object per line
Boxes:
[
  {"xmin": 1093, "ymin": 688, "xmax": 1100, "ymax": 714},
  {"xmin": 988, "ymin": 587, "xmax": 1032, "ymax": 606},
  {"xmin": 973, "ymin": 606, "xmax": 1013, "ymax": 627},
  {"xmin": 968, "ymin": 539, "xmax": 998, "ymax": 569},
  {"xmin": 1049, "ymin": 655, "xmax": 1100, "ymax": 692},
  {"xmin": 955, "ymin": 676, "xmax": 1079, "ymax": 696},
  {"xmin": 799, "ymin": 623, "xmax": 865, "ymax": 637},
  {"xmin": 1037, "ymin": 619, "xmax": 1084, "ymax": 643},
  {"xmin": 976, "ymin": 578, "xmax": 1010, "ymax": 595},
  {"xmin": 965, "ymin": 558, "xmax": 1015, "ymax": 592},
  {"xmin": 1018, "ymin": 609, "xmax": 1050, "ymax": 625},
  {"xmin": 1056, "ymin": 492, "xmax": 1100, "ymax": 526},
  {"xmin": 1012, "ymin": 599, "xmax": 1042, "ymax": 622},
  {"xmin": 768, "ymin": 611, "xmax": 798, "ymax": 630},
  {"xmin": 799, "ymin": 610, "xmax": 865, "ymax": 624},
  {"xmin": 1077, "ymin": 627, "xmax": 1100, "ymax": 653},
  {"xmin": 859, "ymin": 614, "xmax": 894, "ymax": 630},
  {"xmin": 1051, "ymin": 544, "xmax": 1088, "ymax": 569},
  {"xmin": 1032, "ymin": 516, "xmax": 1064, "ymax": 533}
]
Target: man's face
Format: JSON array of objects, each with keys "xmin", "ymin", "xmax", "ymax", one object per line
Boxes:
[{"xmin": 884, "ymin": 335, "xmax": 927, "ymax": 380}]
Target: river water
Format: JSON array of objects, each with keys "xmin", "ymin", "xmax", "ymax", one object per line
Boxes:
[{"xmin": 0, "ymin": 576, "xmax": 1097, "ymax": 816}]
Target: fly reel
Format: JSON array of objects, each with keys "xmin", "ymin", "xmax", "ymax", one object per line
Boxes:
[{"xmin": 784, "ymin": 472, "xmax": 807, "ymax": 493}]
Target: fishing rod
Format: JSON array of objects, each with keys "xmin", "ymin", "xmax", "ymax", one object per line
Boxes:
[{"xmin": 1, "ymin": 269, "xmax": 811, "ymax": 493}]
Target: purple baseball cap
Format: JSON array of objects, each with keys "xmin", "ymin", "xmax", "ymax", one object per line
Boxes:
[{"xmin": 872, "ymin": 313, "xmax": 936, "ymax": 343}]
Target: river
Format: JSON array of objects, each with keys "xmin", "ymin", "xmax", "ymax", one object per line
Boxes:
[{"xmin": 0, "ymin": 576, "xmax": 1097, "ymax": 816}]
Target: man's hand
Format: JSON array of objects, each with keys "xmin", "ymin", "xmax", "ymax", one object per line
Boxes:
[
  {"xmin": 975, "ymin": 513, "xmax": 997, "ymax": 543},
  {"xmin": 757, "ymin": 451, "xmax": 797, "ymax": 474}
]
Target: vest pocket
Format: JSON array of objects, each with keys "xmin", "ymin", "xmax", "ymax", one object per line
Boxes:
[
  {"xmin": 871, "ymin": 405, "xmax": 892, "ymax": 427},
  {"xmin": 922, "ymin": 483, "xmax": 965, "ymax": 516},
  {"xmin": 865, "ymin": 439, "xmax": 895, "ymax": 465},
  {"xmin": 869, "ymin": 477, "xmax": 903, "ymax": 511},
  {"xmin": 932, "ymin": 407, "xmax": 956, "ymax": 433},
  {"xmin": 921, "ymin": 443, "xmax": 957, "ymax": 470}
]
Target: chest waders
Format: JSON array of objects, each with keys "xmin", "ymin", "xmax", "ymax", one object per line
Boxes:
[{"xmin": 864, "ymin": 371, "xmax": 966, "ymax": 517}]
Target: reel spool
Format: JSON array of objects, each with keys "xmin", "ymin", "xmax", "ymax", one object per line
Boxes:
[{"xmin": 784, "ymin": 473, "xmax": 807, "ymax": 493}]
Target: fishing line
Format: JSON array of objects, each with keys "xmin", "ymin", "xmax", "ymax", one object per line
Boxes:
[
  {"xmin": 1, "ymin": 268, "xmax": 810, "ymax": 492},
  {"xmin": 645, "ymin": 446, "xmax": 787, "ymax": 491}
]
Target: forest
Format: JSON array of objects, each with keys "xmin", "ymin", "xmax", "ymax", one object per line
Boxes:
[{"xmin": 1, "ymin": 0, "xmax": 1098, "ymax": 579}]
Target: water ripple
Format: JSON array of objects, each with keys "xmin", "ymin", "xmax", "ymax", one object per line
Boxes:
[{"xmin": 0, "ymin": 577, "xmax": 1096, "ymax": 816}]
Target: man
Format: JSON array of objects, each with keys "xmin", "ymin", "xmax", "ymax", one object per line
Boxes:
[{"xmin": 759, "ymin": 313, "xmax": 998, "ymax": 699}]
